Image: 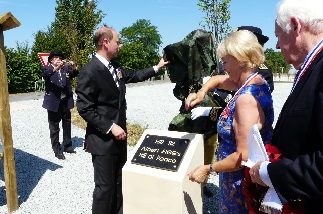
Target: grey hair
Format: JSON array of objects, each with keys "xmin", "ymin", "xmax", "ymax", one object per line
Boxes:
[
  {"xmin": 276, "ymin": 0, "xmax": 323, "ymax": 34},
  {"xmin": 216, "ymin": 30, "xmax": 265, "ymax": 69}
]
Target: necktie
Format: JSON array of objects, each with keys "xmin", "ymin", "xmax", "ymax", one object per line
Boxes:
[
  {"xmin": 108, "ymin": 63, "xmax": 119, "ymax": 88},
  {"xmin": 58, "ymin": 69, "xmax": 63, "ymax": 87}
]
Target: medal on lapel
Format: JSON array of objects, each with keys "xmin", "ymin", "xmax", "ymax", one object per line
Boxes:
[{"xmin": 116, "ymin": 68, "xmax": 122, "ymax": 80}]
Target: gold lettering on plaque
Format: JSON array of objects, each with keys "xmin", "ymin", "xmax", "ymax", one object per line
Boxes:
[
  {"xmin": 155, "ymin": 139, "xmax": 165, "ymax": 144},
  {"xmin": 168, "ymin": 141, "xmax": 175, "ymax": 146},
  {"xmin": 156, "ymin": 155, "xmax": 176, "ymax": 163},
  {"xmin": 138, "ymin": 153, "xmax": 147, "ymax": 158},
  {"xmin": 160, "ymin": 149, "xmax": 180, "ymax": 156},
  {"xmin": 141, "ymin": 146, "xmax": 159, "ymax": 153}
]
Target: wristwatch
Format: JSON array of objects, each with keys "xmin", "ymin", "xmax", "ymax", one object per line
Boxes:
[{"xmin": 209, "ymin": 163, "xmax": 218, "ymax": 175}]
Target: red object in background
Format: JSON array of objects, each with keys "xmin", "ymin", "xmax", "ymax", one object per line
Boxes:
[{"xmin": 37, "ymin": 53, "xmax": 50, "ymax": 66}]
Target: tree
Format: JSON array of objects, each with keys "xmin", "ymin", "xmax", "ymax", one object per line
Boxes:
[
  {"xmin": 5, "ymin": 44, "xmax": 40, "ymax": 93},
  {"xmin": 4, "ymin": 0, "xmax": 105, "ymax": 93},
  {"xmin": 198, "ymin": 0, "xmax": 232, "ymax": 46},
  {"xmin": 32, "ymin": 0, "xmax": 105, "ymax": 69},
  {"xmin": 264, "ymin": 48, "xmax": 291, "ymax": 74},
  {"xmin": 198, "ymin": 0, "xmax": 232, "ymax": 70},
  {"xmin": 117, "ymin": 19, "xmax": 163, "ymax": 76}
]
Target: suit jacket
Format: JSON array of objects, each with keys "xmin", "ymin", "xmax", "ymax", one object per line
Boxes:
[
  {"xmin": 75, "ymin": 56, "xmax": 156, "ymax": 155},
  {"xmin": 268, "ymin": 48, "xmax": 323, "ymax": 211},
  {"xmin": 42, "ymin": 64, "xmax": 79, "ymax": 112}
]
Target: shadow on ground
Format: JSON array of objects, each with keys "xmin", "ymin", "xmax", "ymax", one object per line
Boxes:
[
  {"xmin": 203, "ymin": 183, "xmax": 219, "ymax": 214},
  {"xmin": 0, "ymin": 149, "xmax": 62, "ymax": 206},
  {"xmin": 71, "ymin": 136, "xmax": 84, "ymax": 149}
]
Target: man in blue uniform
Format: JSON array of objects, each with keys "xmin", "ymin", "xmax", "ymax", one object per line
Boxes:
[{"xmin": 42, "ymin": 50, "xmax": 79, "ymax": 160}]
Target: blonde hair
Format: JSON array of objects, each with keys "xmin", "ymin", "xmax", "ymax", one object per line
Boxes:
[{"xmin": 216, "ymin": 30, "xmax": 265, "ymax": 68}]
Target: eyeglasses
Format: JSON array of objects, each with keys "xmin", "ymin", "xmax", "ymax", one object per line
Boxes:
[
  {"xmin": 104, "ymin": 38, "xmax": 122, "ymax": 47},
  {"xmin": 115, "ymin": 40, "xmax": 122, "ymax": 47}
]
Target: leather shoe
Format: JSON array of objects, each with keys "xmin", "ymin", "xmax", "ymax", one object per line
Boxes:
[
  {"xmin": 55, "ymin": 152, "xmax": 66, "ymax": 160},
  {"xmin": 64, "ymin": 147, "xmax": 76, "ymax": 154}
]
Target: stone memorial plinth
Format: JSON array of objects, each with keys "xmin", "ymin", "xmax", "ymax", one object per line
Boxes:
[{"xmin": 122, "ymin": 129, "xmax": 204, "ymax": 214}]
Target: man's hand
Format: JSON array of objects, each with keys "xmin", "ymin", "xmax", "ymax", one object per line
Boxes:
[
  {"xmin": 191, "ymin": 107, "xmax": 212, "ymax": 120},
  {"xmin": 111, "ymin": 124, "xmax": 127, "ymax": 141},
  {"xmin": 249, "ymin": 161, "xmax": 267, "ymax": 186},
  {"xmin": 156, "ymin": 58, "xmax": 170, "ymax": 70},
  {"xmin": 67, "ymin": 60, "xmax": 77, "ymax": 70},
  {"xmin": 53, "ymin": 59, "xmax": 65, "ymax": 71}
]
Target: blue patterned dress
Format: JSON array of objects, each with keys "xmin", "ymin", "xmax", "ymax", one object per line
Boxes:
[{"xmin": 216, "ymin": 80, "xmax": 274, "ymax": 214}]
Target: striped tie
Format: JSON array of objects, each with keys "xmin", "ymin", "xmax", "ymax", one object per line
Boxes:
[
  {"xmin": 58, "ymin": 69, "xmax": 63, "ymax": 87},
  {"xmin": 108, "ymin": 62, "xmax": 119, "ymax": 88}
]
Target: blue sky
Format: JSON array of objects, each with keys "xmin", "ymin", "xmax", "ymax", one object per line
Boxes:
[{"xmin": 0, "ymin": 0, "xmax": 279, "ymax": 53}]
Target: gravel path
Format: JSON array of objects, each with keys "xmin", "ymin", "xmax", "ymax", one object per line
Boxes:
[{"xmin": 0, "ymin": 80, "xmax": 292, "ymax": 214}]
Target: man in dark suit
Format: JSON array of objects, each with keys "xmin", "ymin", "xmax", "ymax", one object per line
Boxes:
[
  {"xmin": 75, "ymin": 26, "xmax": 169, "ymax": 214},
  {"xmin": 250, "ymin": 0, "xmax": 323, "ymax": 212},
  {"xmin": 42, "ymin": 50, "xmax": 78, "ymax": 160}
]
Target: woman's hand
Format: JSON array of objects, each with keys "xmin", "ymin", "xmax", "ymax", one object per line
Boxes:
[
  {"xmin": 185, "ymin": 90, "xmax": 206, "ymax": 111},
  {"xmin": 187, "ymin": 165, "xmax": 209, "ymax": 183}
]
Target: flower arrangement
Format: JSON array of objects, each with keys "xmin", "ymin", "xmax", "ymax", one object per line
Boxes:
[{"xmin": 242, "ymin": 144, "xmax": 306, "ymax": 214}]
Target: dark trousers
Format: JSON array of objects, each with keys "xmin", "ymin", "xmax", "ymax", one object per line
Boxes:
[
  {"xmin": 91, "ymin": 152, "xmax": 127, "ymax": 214},
  {"xmin": 47, "ymin": 100, "xmax": 72, "ymax": 154}
]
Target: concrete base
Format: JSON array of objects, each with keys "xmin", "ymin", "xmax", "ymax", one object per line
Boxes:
[{"xmin": 123, "ymin": 129, "xmax": 204, "ymax": 214}]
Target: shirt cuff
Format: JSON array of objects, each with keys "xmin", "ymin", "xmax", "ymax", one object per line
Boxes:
[
  {"xmin": 153, "ymin": 65, "xmax": 159, "ymax": 73},
  {"xmin": 106, "ymin": 123, "xmax": 115, "ymax": 134},
  {"xmin": 259, "ymin": 161, "xmax": 273, "ymax": 187}
]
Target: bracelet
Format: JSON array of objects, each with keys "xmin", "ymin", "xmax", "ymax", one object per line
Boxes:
[
  {"xmin": 209, "ymin": 163, "xmax": 218, "ymax": 175},
  {"xmin": 209, "ymin": 107, "xmax": 219, "ymax": 122}
]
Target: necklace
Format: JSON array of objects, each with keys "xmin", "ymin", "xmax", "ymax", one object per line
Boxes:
[{"xmin": 220, "ymin": 72, "xmax": 258, "ymax": 119}]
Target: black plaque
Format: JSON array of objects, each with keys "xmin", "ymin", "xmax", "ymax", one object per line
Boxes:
[{"xmin": 131, "ymin": 134, "xmax": 191, "ymax": 172}]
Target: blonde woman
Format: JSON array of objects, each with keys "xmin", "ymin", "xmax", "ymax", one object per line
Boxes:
[{"xmin": 186, "ymin": 30, "xmax": 274, "ymax": 213}]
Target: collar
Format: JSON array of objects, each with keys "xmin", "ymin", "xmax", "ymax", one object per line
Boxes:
[{"xmin": 95, "ymin": 53, "xmax": 110, "ymax": 68}]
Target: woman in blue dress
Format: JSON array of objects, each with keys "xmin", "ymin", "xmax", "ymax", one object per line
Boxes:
[{"xmin": 186, "ymin": 30, "xmax": 274, "ymax": 213}]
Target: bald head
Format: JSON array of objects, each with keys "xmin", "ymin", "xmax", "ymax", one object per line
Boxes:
[{"xmin": 93, "ymin": 26, "xmax": 115, "ymax": 49}]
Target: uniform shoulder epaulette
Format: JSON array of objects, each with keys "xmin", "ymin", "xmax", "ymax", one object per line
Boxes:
[{"xmin": 258, "ymin": 63, "xmax": 268, "ymax": 70}]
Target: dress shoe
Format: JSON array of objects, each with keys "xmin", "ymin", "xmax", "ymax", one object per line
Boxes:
[
  {"xmin": 64, "ymin": 147, "xmax": 76, "ymax": 154},
  {"xmin": 55, "ymin": 152, "xmax": 66, "ymax": 160}
]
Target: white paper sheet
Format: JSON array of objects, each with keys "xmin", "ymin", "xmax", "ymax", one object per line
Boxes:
[
  {"xmin": 242, "ymin": 124, "xmax": 268, "ymax": 168},
  {"xmin": 243, "ymin": 124, "xmax": 283, "ymax": 213}
]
